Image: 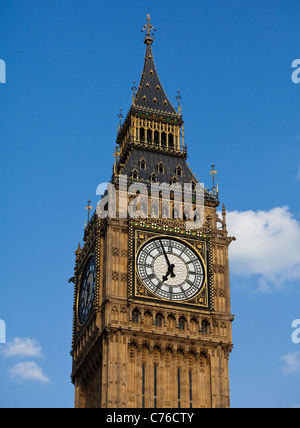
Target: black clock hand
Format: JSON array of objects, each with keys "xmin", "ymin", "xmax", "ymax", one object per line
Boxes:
[
  {"xmin": 163, "ymin": 265, "xmax": 176, "ymax": 282},
  {"xmin": 159, "ymin": 240, "xmax": 176, "ymax": 281},
  {"xmin": 159, "ymin": 239, "xmax": 172, "ymax": 268}
]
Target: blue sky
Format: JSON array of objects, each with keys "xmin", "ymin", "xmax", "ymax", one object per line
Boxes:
[{"xmin": 0, "ymin": 0, "xmax": 300, "ymax": 408}]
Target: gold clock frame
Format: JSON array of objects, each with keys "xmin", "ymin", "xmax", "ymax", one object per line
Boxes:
[{"xmin": 128, "ymin": 220, "xmax": 215, "ymax": 311}]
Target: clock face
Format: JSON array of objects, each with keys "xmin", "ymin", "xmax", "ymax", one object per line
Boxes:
[
  {"xmin": 78, "ymin": 256, "xmax": 96, "ymax": 325},
  {"xmin": 136, "ymin": 237, "xmax": 205, "ymax": 302}
]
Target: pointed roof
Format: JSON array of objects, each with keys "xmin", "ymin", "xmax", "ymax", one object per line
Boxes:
[{"xmin": 134, "ymin": 17, "xmax": 176, "ymax": 115}]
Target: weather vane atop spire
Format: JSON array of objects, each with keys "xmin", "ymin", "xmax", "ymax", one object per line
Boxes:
[
  {"xmin": 131, "ymin": 80, "xmax": 137, "ymax": 96},
  {"xmin": 141, "ymin": 14, "xmax": 156, "ymax": 44},
  {"xmin": 210, "ymin": 164, "xmax": 218, "ymax": 195},
  {"xmin": 176, "ymin": 89, "xmax": 182, "ymax": 114}
]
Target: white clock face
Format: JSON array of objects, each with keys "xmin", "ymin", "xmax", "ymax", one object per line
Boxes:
[{"xmin": 136, "ymin": 237, "xmax": 205, "ymax": 302}]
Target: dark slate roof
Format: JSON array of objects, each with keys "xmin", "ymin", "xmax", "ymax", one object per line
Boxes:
[
  {"xmin": 134, "ymin": 43, "xmax": 176, "ymax": 115},
  {"xmin": 119, "ymin": 148, "xmax": 196, "ymax": 186}
]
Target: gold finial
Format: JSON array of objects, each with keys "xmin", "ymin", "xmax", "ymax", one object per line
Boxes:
[
  {"xmin": 210, "ymin": 164, "xmax": 218, "ymax": 192},
  {"xmin": 176, "ymin": 89, "xmax": 182, "ymax": 114},
  {"xmin": 85, "ymin": 200, "xmax": 93, "ymax": 223},
  {"xmin": 117, "ymin": 108, "xmax": 123, "ymax": 131},
  {"xmin": 113, "ymin": 144, "xmax": 119, "ymax": 174},
  {"xmin": 131, "ymin": 81, "xmax": 137, "ymax": 104},
  {"xmin": 75, "ymin": 243, "xmax": 82, "ymax": 258},
  {"xmin": 141, "ymin": 14, "xmax": 156, "ymax": 44}
]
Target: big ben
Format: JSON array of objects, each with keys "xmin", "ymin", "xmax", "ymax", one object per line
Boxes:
[{"xmin": 70, "ymin": 16, "xmax": 234, "ymax": 409}]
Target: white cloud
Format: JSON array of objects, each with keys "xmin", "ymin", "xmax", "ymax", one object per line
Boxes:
[
  {"xmin": 1, "ymin": 337, "xmax": 42, "ymax": 359},
  {"xmin": 226, "ymin": 206, "xmax": 300, "ymax": 292},
  {"xmin": 279, "ymin": 352, "xmax": 300, "ymax": 374},
  {"xmin": 9, "ymin": 361, "xmax": 49, "ymax": 383}
]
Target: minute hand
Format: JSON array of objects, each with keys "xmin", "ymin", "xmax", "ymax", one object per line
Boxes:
[
  {"xmin": 159, "ymin": 240, "xmax": 172, "ymax": 267},
  {"xmin": 159, "ymin": 240, "xmax": 176, "ymax": 280}
]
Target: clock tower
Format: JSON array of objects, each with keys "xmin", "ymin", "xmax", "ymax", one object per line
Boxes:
[{"xmin": 70, "ymin": 16, "xmax": 234, "ymax": 409}]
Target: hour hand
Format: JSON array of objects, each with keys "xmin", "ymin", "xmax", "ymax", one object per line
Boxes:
[
  {"xmin": 169, "ymin": 264, "xmax": 176, "ymax": 278},
  {"xmin": 163, "ymin": 264, "xmax": 176, "ymax": 282}
]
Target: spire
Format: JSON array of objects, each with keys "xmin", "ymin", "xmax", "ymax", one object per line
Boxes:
[{"xmin": 134, "ymin": 15, "xmax": 177, "ymax": 115}]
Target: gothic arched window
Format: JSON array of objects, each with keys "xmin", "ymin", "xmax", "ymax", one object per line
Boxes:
[
  {"xmin": 132, "ymin": 310, "xmax": 140, "ymax": 324},
  {"xmin": 179, "ymin": 317, "xmax": 186, "ymax": 331},
  {"xmin": 151, "ymin": 173, "xmax": 157, "ymax": 183},
  {"xmin": 158, "ymin": 162, "xmax": 165, "ymax": 175},
  {"xmin": 147, "ymin": 129, "xmax": 152, "ymax": 144},
  {"xmin": 131, "ymin": 169, "xmax": 139, "ymax": 180},
  {"xmin": 140, "ymin": 159, "xmax": 146, "ymax": 171},
  {"xmin": 140, "ymin": 128, "xmax": 145, "ymax": 142},
  {"xmin": 161, "ymin": 132, "xmax": 167, "ymax": 148},
  {"xmin": 155, "ymin": 314, "xmax": 164, "ymax": 327},
  {"xmin": 202, "ymin": 320, "xmax": 210, "ymax": 334},
  {"xmin": 176, "ymin": 166, "xmax": 183, "ymax": 178}
]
